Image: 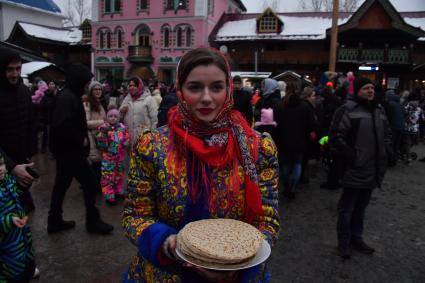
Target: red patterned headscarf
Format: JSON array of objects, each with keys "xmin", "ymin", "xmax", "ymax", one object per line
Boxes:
[
  {"xmin": 129, "ymin": 77, "xmax": 145, "ymax": 99},
  {"xmin": 167, "ymin": 48, "xmax": 262, "ymax": 224}
]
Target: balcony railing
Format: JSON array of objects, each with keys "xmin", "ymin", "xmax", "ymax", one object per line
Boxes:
[
  {"xmin": 128, "ymin": 46, "xmax": 153, "ymax": 63},
  {"xmin": 338, "ymin": 48, "xmax": 410, "ymax": 64}
]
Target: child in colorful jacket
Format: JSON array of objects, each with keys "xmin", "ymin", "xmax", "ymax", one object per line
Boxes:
[
  {"xmin": 0, "ymin": 152, "xmax": 36, "ymax": 282},
  {"xmin": 96, "ymin": 109, "xmax": 130, "ymax": 205}
]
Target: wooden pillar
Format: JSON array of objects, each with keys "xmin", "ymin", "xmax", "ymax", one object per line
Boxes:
[{"xmin": 329, "ymin": 0, "xmax": 339, "ymax": 72}]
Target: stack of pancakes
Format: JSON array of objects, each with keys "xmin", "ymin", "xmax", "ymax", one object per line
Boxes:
[{"xmin": 177, "ymin": 219, "xmax": 264, "ymax": 269}]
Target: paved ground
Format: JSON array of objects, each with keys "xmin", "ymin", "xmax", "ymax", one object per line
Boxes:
[{"xmin": 27, "ymin": 144, "xmax": 425, "ymax": 283}]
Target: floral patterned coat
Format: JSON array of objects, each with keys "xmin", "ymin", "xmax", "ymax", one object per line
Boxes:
[{"xmin": 121, "ymin": 126, "xmax": 280, "ymax": 283}]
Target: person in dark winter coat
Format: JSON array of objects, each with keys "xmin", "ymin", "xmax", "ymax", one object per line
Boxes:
[
  {"xmin": 320, "ymin": 86, "xmax": 343, "ymax": 190},
  {"xmin": 157, "ymin": 85, "xmax": 178, "ymax": 127},
  {"xmin": 232, "ymin": 75, "xmax": 253, "ymax": 123},
  {"xmin": 299, "ymin": 86, "xmax": 321, "ymax": 184},
  {"xmin": 275, "ymin": 83, "xmax": 316, "ymax": 199},
  {"xmin": 329, "ymin": 77, "xmax": 392, "ymax": 259},
  {"xmin": 48, "ymin": 64, "xmax": 114, "ymax": 235},
  {"xmin": 0, "ymin": 47, "xmax": 37, "ymax": 213},
  {"xmin": 40, "ymin": 80, "xmax": 58, "ymax": 153},
  {"xmin": 385, "ymin": 89, "xmax": 405, "ymax": 166}
]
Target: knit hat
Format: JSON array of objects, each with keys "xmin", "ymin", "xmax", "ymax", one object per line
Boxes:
[
  {"xmin": 88, "ymin": 80, "xmax": 102, "ymax": 94},
  {"xmin": 354, "ymin": 77, "xmax": 373, "ymax": 95},
  {"xmin": 233, "ymin": 75, "xmax": 242, "ymax": 83},
  {"xmin": 254, "ymin": 108, "xmax": 277, "ymax": 127},
  {"xmin": 107, "ymin": 109, "xmax": 120, "ymax": 118}
]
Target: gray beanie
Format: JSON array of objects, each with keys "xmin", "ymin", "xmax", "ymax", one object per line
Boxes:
[{"xmin": 88, "ymin": 80, "xmax": 102, "ymax": 94}]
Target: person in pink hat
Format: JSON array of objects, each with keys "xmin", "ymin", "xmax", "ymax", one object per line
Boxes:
[{"xmin": 96, "ymin": 108, "xmax": 130, "ymax": 205}]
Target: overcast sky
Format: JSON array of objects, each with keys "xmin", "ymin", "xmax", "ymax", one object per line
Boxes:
[{"xmin": 241, "ymin": 0, "xmax": 425, "ymax": 12}]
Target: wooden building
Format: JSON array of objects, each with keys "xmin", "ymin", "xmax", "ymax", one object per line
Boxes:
[
  {"xmin": 6, "ymin": 21, "xmax": 91, "ymax": 69},
  {"xmin": 210, "ymin": 0, "xmax": 425, "ymax": 90}
]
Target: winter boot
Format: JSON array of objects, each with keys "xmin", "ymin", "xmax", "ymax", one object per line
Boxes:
[
  {"xmin": 86, "ymin": 211, "xmax": 114, "ymax": 234},
  {"xmin": 47, "ymin": 215, "xmax": 76, "ymax": 234}
]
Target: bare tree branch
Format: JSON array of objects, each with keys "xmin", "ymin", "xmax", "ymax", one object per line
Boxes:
[
  {"xmin": 323, "ymin": 0, "xmax": 333, "ymax": 12},
  {"xmin": 262, "ymin": 0, "xmax": 279, "ymax": 11},
  {"xmin": 341, "ymin": 0, "xmax": 360, "ymax": 12},
  {"xmin": 299, "ymin": 0, "xmax": 308, "ymax": 10},
  {"xmin": 298, "ymin": 0, "xmax": 360, "ymax": 12},
  {"xmin": 63, "ymin": 0, "xmax": 91, "ymax": 26}
]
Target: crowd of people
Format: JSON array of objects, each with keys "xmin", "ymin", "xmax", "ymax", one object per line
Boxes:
[{"xmin": 1, "ymin": 45, "xmax": 425, "ymax": 282}]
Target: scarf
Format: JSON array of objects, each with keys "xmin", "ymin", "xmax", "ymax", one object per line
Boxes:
[
  {"xmin": 130, "ymin": 77, "xmax": 145, "ymax": 99},
  {"xmin": 167, "ymin": 53, "xmax": 263, "ymax": 224}
]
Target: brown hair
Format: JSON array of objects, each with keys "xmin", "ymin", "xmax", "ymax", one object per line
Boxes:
[
  {"xmin": 177, "ymin": 47, "xmax": 230, "ymax": 90},
  {"xmin": 88, "ymin": 88, "xmax": 101, "ymax": 113}
]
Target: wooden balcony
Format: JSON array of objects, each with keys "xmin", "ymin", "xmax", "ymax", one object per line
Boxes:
[
  {"xmin": 127, "ymin": 46, "xmax": 153, "ymax": 63},
  {"xmin": 338, "ymin": 48, "xmax": 410, "ymax": 64}
]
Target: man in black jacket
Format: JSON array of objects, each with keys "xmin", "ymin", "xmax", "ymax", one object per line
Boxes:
[
  {"xmin": 232, "ymin": 75, "xmax": 252, "ymax": 123},
  {"xmin": 48, "ymin": 64, "xmax": 113, "ymax": 234},
  {"xmin": 330, "ymin": 77, "xmax": 392, "ymax": 259},
  {"xmin": 0, "ymin": 47, "xmax": 37, "ymax": 212}
]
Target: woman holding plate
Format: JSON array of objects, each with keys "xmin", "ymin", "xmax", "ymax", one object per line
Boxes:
[{"xmin": 122, "ymin": 47, "xmax": 280, "ymax": 283}]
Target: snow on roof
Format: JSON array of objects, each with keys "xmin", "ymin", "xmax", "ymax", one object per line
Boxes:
[
  {"xmin": 21, "ymin": 61, "xmax": 55, "ymax": 77},
  {"xmin": 216, "ymin": 15, "xmax": 351, "ymax": 41},
  {"xmin": 19, "ymin": 22, "xmax": 82, "ymax": 44},
  {"xmin": 404, "ymin": 17, "xmax": 425, "ymax": 41},
  {"xmin": 231, "ymin": 71, "xmax": 272, "ymax": 79},
  {"xmin": 2, "ymin": 0, "xmax": 63, "ymax": 15}
]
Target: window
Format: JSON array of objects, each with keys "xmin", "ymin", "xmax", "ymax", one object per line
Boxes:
[
  {"xmin": 115, "ymin": 28, "xmax": 124, "ymax": 48},
  {"xmin": 80, "ymin": 22, "xmax": 92, "ymax": 42},
  {"xmin": 175, "ymin": 24, "xmax": 193, "ymax": 48},
  {"xmin": 176, "ymin": 27, "xmax": 183, "ymax": 47},
  {"xmin": 105, "ymin": 31, "xmax": 111, "ymax": 48},
  {"xmin": 208, "ymin": 0, "xmax": 214, "ymax": 15},
  {"xmin": 103, "ymin": 0, "xmax": 121, "ymax": 13},
  {"xmin": 259, "ymin": 14, "xmax": 278, "ymax": 33},
  {"xmin": 185, "ymin": 28, "xmax": 192, "ymax": 47},
  {"xmin": 161, "ymin": 24, "xmax": 171, "ymax": 48},
  {"xmin": 98, "ymin": 28, "xmax": 112, "ymax": 49},
  {"xmin": 165, "ymin": 0, "xmax": 186, "ymax": 10},
  {"xmin": 134, "ymin": 24, "xmax": 151, "ymax": 47},
  {"xmin": 104, "ymin": 0, "xmax": 111, "ymax": 12},
  {"xmin": 138, "ymin": 0, "xmax": 148, "ymax": 10},
  {"xmin": 100, "ymin": 32, "xmax": 105, "ymax": 49},
  {"xmin": 114, "ymin": 0, "xmax": 121, "ymax": 12}
]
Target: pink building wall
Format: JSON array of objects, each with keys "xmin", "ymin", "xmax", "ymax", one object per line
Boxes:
[{"xmin": 91, "ymin": 0, "xmax": 244, "ymax": 85}]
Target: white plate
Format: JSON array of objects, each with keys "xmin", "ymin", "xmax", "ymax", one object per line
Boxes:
[{"xmin": 175, "ymin": 239, "xmax": 271, "ymax": 271}]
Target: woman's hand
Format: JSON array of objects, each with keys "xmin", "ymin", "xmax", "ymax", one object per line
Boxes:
[
  {"xmin": 120, "ymin": 105, "xmax": 129, "ymax": 114},
  {"xmin": 12, "ymin": 216, "xmax": 28, "ymax": 228},
  {"xmin": 162, "ymin": 234, "xmax": 178, "ymax": 260},
  {"xmin": 183, "ymin": 263, "xmax": 238, "ymax": 282}
]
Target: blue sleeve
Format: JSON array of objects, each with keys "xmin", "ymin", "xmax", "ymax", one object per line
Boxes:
[
  {"xmin": 241, "ymin": 265, "xmax": 271, "ymax": 283},
  {"xmin": 137, "ymin": 222, "xmax": 177, "ymax": 267}
]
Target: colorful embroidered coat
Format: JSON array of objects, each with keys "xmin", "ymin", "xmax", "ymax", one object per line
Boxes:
[
  {"xmin": 0, "ymin": 174, "xmax": 34, "ymax": 281},
  {"xmin": 96, "ymin": 122, "xmax": 129, "ymax": 199},
  {"xmin": 122, "ymin": 126, "xmax": 280, "ymax": 283}
]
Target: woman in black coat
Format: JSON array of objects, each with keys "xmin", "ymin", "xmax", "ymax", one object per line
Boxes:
[{"xmin": 275, "ymin": 83, "xmax": 316, "ymax": 199}]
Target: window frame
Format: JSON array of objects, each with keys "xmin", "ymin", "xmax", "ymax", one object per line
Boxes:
[
  {"xmin": 103, "ymin": 0, "xmax": 121, "ymax": 14},
  {"xmin": 259, "ymin": 14, "xmax": 278, "ymax": 33},
  {"xmin": 165, "ymin": 0, "xmax": 187, "ymax": 11},
  {"xmin": 138, "ymin": 0, "xmax": 149, "ymax": 11}
]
